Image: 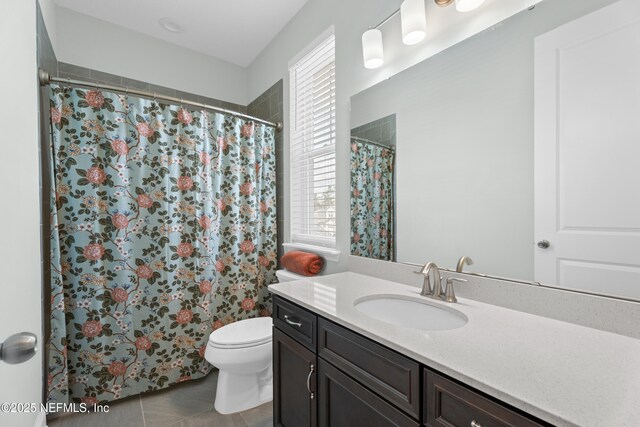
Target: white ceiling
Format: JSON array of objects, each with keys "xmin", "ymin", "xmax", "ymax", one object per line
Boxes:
[{"xmin": 53, "ymin": 0, "xmax": 309, "ymax": 67}]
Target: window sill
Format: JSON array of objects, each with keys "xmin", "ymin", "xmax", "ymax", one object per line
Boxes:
[{"xmin": 283, "ymin": 242, "xmax": 341, "ymax": 263}]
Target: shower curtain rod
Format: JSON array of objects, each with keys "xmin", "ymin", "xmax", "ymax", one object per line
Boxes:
[
  {"xmin": 38, "ymin": 69, "xmax": 283, "ymax": 132},
  {"xmin": 350, "ymin": 135, "xmax": 395, "ymax": 150}
]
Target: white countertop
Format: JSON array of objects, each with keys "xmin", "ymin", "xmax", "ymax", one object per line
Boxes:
[{"xmin": 269, "ymin": 272, "xmax": 640, "ymax": 427}]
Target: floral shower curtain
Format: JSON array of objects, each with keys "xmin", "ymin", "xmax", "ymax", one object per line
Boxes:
[
  {"xmin": 350, "ymin": 141, "xmax": 394, "ymax": 261},
  {"xmin": 47, "ymin": 84, "xmax": 277, "ymax": 405}
]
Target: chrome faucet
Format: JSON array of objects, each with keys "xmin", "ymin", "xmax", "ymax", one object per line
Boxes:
[
  {"xmin": 419, "ymin": 262, "xmax": 443, "ymax": 299},
  {"xmin": 456, "ymin": 256, "xmax": 474, "ymax": 273}
]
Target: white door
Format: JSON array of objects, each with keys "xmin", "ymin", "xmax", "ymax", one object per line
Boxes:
[
  {"xmin": 535, "ymin": 0, "xmax": 640, "ymax": 300},
  {"xmin": 0, "ymin": 2, "xmax": 44, "ymax": 427}
]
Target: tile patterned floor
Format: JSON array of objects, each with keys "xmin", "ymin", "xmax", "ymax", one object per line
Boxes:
[{"xmin": 47, "ymin": 372, "xmax": 272, "ymax": 427}]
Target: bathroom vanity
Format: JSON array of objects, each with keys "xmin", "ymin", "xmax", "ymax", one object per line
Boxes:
[{"xmin": 269, "ymin": 272, "xmax": 640, "ymax": 427}]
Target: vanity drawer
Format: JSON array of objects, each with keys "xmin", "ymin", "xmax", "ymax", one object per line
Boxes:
[
  {"xmin": 424, "ymin": 370, "xmax": 545, "ymax": 427},
  {"xmin": 318, "ymin": 318, "xmax": 421, "ymax": 419},
  {"xmin": 273, "ymin": 295, "xmax": 317, "ymax": 351}
]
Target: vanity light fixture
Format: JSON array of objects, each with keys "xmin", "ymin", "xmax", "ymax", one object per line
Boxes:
[
  {"xmin": 362, "ymin": 29, "xmax": 385, "ymax": 69},
  {"xmin": 401, "ymin": 0, "xmax": 427, "ymax": 45},
  {"xmin": 361, "ymin": 0, "xmax": 485, "ymax": 69},
  {"xmin": 455, "ymin": 0, "xmax": 486, "ymax": 12}
]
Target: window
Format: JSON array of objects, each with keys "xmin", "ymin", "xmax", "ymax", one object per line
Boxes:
[{"xmin": 289, "ymin": 31, "xmax": 336, "ymax": 247}]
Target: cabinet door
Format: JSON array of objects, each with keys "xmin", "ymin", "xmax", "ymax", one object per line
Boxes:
[
  {"xmin": 318, "ymin": 359, "xmax": 420, "ymax": 427},
  {"xmin": 274, "ymin": 327, "xmax": 317, "ymax": 427},
  {"xmin": 318, "ymin": 318, "xmax": 420, "ymax": 418}
]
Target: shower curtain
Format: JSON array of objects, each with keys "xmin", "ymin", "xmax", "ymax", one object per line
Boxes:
[
  {"xmin": 350, "ymin": 141, "xmax": 394, "ymax": 261},
  {"xmin": 47, "ymin": 84, "xmax": 277, "ymax": 404}
]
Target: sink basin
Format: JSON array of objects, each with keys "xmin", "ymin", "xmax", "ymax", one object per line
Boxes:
[{"xmin": 354, "ymin": 295, "xmax": 468, "ymax": 331}]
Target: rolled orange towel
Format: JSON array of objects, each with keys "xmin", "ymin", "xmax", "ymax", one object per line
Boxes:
[{"xmin": 281, "ymin": 251, "xmax": 325, "ymax": 277}]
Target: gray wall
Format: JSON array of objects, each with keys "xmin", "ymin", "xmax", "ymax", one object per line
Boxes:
[
  {"xmin": 56, "ymin": 7, "xmax": 248, "ymax": 105},
  {"xmin": 350, "ymin": 0, "xmax": 619, "ymax": 280}
]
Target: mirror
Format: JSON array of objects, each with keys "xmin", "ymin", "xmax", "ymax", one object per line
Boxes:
[
  {"xmin": 350, "ymin": 0, "xmax": 640, "ymax": 301},
  {"xmin": 350, "ymin": 115, "xmax": 396, "ymax": 262}
]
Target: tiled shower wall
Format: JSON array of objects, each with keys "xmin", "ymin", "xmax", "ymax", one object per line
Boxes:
[
  {"xmin": 350, "ymin": 114, "xmax": 397, "ymax": 261},
  {"xmin": 248, "ymin": 80, "xmax": 285, "ymax": 264},
  {"xmin": 350, "ymin": 114, "xmax": 396, "ymax": 147}
]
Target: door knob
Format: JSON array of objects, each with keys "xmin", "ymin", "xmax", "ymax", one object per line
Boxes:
[
  {"xmin": 0, "ymin": 332, "xmax": 37, "ymax": 365},
  {"xmin": 537, "ymin": 240, "xmax": 550, "ymax": 249}
]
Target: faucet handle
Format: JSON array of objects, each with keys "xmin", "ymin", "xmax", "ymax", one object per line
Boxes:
[{"xmin": 444, "ymin": 277, "xmax": 467, "ymax": 303}]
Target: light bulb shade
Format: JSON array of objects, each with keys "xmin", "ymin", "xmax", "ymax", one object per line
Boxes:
[
  {"xmin": 362, "ymin": 29, "xmax": 384, "ymax": 69},
  {"xmin": 401, "ymin": 0, "xmax": 427, "ymax": 45},
  {"xmin": 455, "ymin": 0, "xmax": 485, "ymax": 12}
]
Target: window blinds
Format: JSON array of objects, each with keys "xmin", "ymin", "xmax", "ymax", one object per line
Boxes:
[{"xmin": 289, "ymin": 34, "xmax": 336, "ymax": 247}]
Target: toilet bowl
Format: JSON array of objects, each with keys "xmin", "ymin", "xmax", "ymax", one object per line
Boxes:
[{"xmin": 205, "ymin": 317, "xmax": 273, "ymax": 414}]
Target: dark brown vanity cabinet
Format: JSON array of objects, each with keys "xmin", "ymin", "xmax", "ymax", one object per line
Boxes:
[{"xmin": 273, "ymin": 295, "xmax": 547, "ymax": 427}]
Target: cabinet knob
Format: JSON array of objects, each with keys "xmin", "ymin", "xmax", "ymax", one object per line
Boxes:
[{"xmin": 470, "ymin": 421, "xmax": 483, "ymax": 427}]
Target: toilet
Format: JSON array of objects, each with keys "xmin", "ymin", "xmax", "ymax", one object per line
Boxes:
[{"xmin": 205, "ymin": 269, "xmax": 306, "ymax": 414}]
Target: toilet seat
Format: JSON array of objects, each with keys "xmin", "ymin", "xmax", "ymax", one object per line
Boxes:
[{"xmin": 208, "ymin": 317, "xmax": 272, "ymax": 349}]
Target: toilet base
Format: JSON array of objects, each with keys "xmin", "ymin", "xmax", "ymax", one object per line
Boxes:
[{"xmin": 214, "ymin": 364, "xmax": 273, "ymax": 414}]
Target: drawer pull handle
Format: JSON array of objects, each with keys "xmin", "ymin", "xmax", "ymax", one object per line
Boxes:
[
  {"xmin": 307, "ymin": 364, "xmax": 315, "ymax": 400},
  {"xmin": 470, "ymin": 421, "xmax": 483, "ymax": 427},
  {"xmin": 284, "ymin": 315, "xmax": 302, "ymax": 327}
]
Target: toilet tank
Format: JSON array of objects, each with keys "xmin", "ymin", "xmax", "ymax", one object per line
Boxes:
[{"xmin": 275, "ymin": 269, "xmax": 307, "ymax": 282}]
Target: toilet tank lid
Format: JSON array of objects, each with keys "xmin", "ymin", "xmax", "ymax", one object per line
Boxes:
[
  {"xmin": 208, "ymin": 317, "xmax": 272, "ymax": 347},
  {"xmin": 276, "ymin": 269, "xmax": 307, "ymax": 281}
]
